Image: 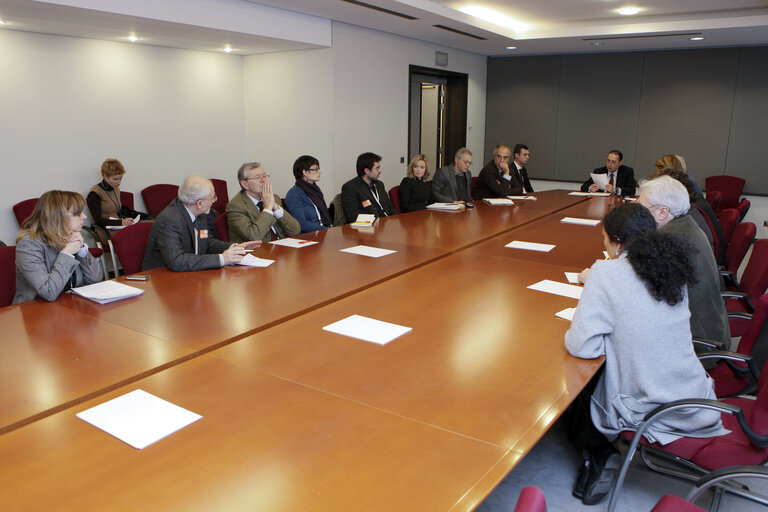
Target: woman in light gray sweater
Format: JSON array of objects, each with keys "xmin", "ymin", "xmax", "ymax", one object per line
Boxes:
[{"xmin": 565, "ymin": 203, "xmax": 727, "ymax": 505}]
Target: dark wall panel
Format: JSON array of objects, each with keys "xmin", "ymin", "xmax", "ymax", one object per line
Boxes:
[
  {"xmin": 485, "ymin": 55, "xmax": 561, "ymax": 178},
  {"xmin": 554, "ymin": 53, "xmax": 643, "ymax": 182},
  {"xmin": 635, "ymin": 48, "xmax": 739, "ymax": 182},
  {"xmin": 726, "ymin": 46, "xmax": 768, "ymax": 195}
]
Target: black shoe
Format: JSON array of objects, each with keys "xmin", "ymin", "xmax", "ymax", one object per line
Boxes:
[
  {"xmin": 573, "ymin": 459, "xmax": 590, "ymax": 499},
  {"xmin": 581, "ymin": 449, "xmax": 621, "ymax": 505}
]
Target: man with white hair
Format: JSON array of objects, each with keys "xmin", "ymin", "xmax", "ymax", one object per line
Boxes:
[
  {"xmin": 637, "ymin": 175, "xmax": 730, "ymax": 347},
  {"xmin": 142, "ymin": 176, "xmax": 260, "ymax": 271}
]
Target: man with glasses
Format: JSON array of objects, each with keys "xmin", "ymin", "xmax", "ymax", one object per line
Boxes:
[
  {"xmin": 581, "ymin": 150, "xmax": 636, "ymax": 196},
  {"xmin": 227, "ymin": 162, "xmax": 300, "ymax": 243},
  {"xmin": 341, "ymin": 152, "xmax": 399, "ymax": 222},
  {"xmin": 142, "ymin": 176, "xmax": 260, "ymax": 271},
  {"xmin": 637, "ymin": 175, "xmax": 730, "ymax": 349},
  {"xmin": 432, "ymin": 147, "xmax": 474, "ymax": 203},
  {"xmin": 473, "ymin": 143, "xmax": 523, "ymax": 199}
]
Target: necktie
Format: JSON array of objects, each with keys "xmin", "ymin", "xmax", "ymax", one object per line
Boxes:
[
  {"xmin": 609, "ymin": 172, "xmax": 615, "ymax": 193},
  {"xmin": 520, "ymin": 166, "xmax": 528, "ymax": 192},
  {"xmin": 257, "ymin": 201, "xmax": 275, "ymax": 241}
]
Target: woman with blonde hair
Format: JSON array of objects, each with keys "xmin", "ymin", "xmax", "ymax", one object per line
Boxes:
[
  {"xmin": 654, "ymin": 153, "xmax": 703, "ymax": 196},
  {"xmin": 398, "ymin": 154, "xmax": 433, "ymax": 212},
  {"xmin": 14, "ymin": 190, "xmax": 103, "ymax": 304}
]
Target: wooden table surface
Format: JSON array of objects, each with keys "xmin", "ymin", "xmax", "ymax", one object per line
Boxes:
[{"xmin": 0, "ymin": 190, "xmax": 610, "ymax": 511}]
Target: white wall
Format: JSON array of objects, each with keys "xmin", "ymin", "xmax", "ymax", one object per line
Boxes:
[
  {"xmin": 0, "ymin": 28, "xmax": 245, "ymax": 244},
  {"xmin": 243, "ymin": 21, "xmax": 488, "ymax": 199}
]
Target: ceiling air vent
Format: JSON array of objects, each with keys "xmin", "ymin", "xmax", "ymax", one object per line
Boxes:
[
  {"xmin": 340, "ymin": 0, "xmax": 418, "ymax": 20},
  {"xmin": 433, "ymin": 24, "xmax": 487, "ymax": 40},
  {"xmin": 583, "ymin": 32, "xmax": 702, "ymax": 41}
]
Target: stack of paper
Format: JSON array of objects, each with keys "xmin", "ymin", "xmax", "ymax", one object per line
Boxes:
[
  {"xmin": 527, "ymin": 279, "xmax": 584, "ymax": 300},
  {"xmin": 561, "ymin": 217, "xmax": 601, "ymax": 226},
  {"xmin": 71, "ymin": 281, "xmax": 145, "ymax": 304},
  {"xmin": 505, "ymin": 240, "xmax": 555, "ymax": 252},
  {"xmin": 350, "ymin": 214, "xmax": 376, "ymax": 227},
  {"xmin": 567, "ymin": 191, "xmax": 610, "ymax": 197},
  {"xmin": 236, "ymin": 254, "xmax": 275, "ymax": 267},
  {"xmin": 483, "ymin": 198, "xmax": 515, "ymax": 206},
  {"xmin": 268, "ymin": 238, "xmax": 318, "ymax": 248},
  {"xmin": 507, "ymin": 195, "xmax": 536, "ymax": 200},
  {"xmin": 323, "ymin": 315, "xmax": 412, "ymax": 345},
  {"xmin": 427, "ymin": 203, "xmax": 465, "ymax": 211},
  {"xmin": 340, "ymin": 245, "xmax": 396, "ymax": 258}
]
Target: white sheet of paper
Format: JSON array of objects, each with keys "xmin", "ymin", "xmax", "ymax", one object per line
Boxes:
[
  {"xmin": 427, "ymin": 202, "xmax": 464, "ymax": 211},
  {"xmin": 561, "ymin": 217, "xmax": 601, "ymax": 226},
  {"xmin": 350, "ymin": 214, "xmax": 376, "ymax": 227},
  {"xmin": 340, "ymin": 245, "xmax": 396, "ymax": 258},
  {"xmin": 505, "ymin": 240, "xmax": 555, "ymax": 252},
  {"xmin": 568, "ymin": 191, "xmax": 590, "ymax": 196},
  {"xmin": 556, "ymin": 307, "xmax": 577, "ymax": 321},
  {"xmin": 483, "ymin": 197, "xmax": 515, "ymax": 206},
  {"xmin": 236, "ymin": 254, "xmax": 274, "ymax": 267},
  {"xmin": 568, "ymin": 191, "xmax": 610, "ymax": 197},
  {"xmin": 322, "ymin": 314, "xmax": 412, "ymax": 345},
  {"xmin": 106, "ymin": 225, "xmax": 126, "ymax": 230},
  {"xmin": 76, "ymin": 389, "xmax": 202, "ymax": 450},
  {"xmin": 507, "ymin": 195, "xmax": 537, "ymax": 200},
  {"xmin": 71, "ymin": 281, "xmax": 144, "ymax": 304},
  {"xmin": 527, "ymin": 279, "xmax": 584, "ymax": 300},
  {"xmin": 565, "ymin": 272, "xmax": 580, "ymax": 284},
  {"xmin": 268, "ymin": 238, "xmax": 318, "ymax": 248},
  {"xmin": 590, "ymin": 172, "xmax": 610, "ymax": 190}
]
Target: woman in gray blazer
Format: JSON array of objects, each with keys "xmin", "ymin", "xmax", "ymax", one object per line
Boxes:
[{"xmin": 14, "ymin": 190, "xmax": 103, "ymax": 304}]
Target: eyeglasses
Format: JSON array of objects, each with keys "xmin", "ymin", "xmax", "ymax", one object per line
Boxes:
[
  {"xmin": 247, "ymin": 174, "xmax": 270, "ymax": 181},
  {"xmin": 307, "ymin": 167, "xmax": 320, "ymax": 172}
]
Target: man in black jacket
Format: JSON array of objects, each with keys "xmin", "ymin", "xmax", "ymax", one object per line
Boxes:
[
  {"xmin": 341, "ymin": 152, "xmax": 399, "ymax": 222},
  {"xmin": 581, "ymin": 150, "xmax": 636, "ymax": 196}
]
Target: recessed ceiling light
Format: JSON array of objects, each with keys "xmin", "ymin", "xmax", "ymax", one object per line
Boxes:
[
  {"xmin": 224, "ymin": 46, "xmax": 233, "ymax": 53},
  {"xmin": 590, "ymin": 42, "xmax": 604, "ymax": 46},
  {"xmin": 505, "ymin": 46, "xmax": 517, "ymax": 50},
  {"xmin": 126, "ymin": 34, "xmax": 140, "ymax": 42},
  {"xmin": 690, "ymin": 37, "xmax": 704, "ymax": 41},
  {"xmin": 0, "ymin": 19, "xmax": 6, "ymax": 25},
  {"xmin": 617, "ymin": 7, "xmax": 641, "ymax": 16}
]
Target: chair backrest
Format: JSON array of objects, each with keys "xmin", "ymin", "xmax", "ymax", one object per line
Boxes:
[
  {"xmin": 214, "ymin": 213, "xmax": 229, "ymax": 242},
  {"xmin": 735, "ymin": 293, "xmax": 768, "ymax": 358},
  {"xmin": 704, "ymin": 190, "xmax": 722, "ymax": 212},
  {"xmin": 108, "ymin": 222, "xmax": 153, "ymax": 276},
  {"xmin": 716, "ymin": 208, "xmax": 740, "ymax": 246},
  {"xmin": 513, "ymin": 486, "xmax": 546, "ymax": 512},
  {"xmin": 12, "ymin": 198, "xmax": 38, "ymax": 227},
  {"xmin": 727, "ymin": 221, "xmax": 756, "ymax": 274},
  {"xmin": 388, "ymin": 186, "xmax": 401, "ymax": 212},
  {"xmin": 737, "ymin": 198, "xmax": 751, "ymax": 222},
  {"xmin": 739, "ymin": 239, "xmax": 768, "ymax": 305},
  {"xmin": 0, "ymin": 246, "xmax": 16, "ymax": 307},
  {"xmin": 693, "ymin": 204, "xmax": 719, "ymax": 263},
  {"xmin": 470, "ymin": 176, "xmax": 478, "ymax": 198},
  {"xmin": 120, "ymin": 191, "xmax": 135, "ymax": 211},
  {"xmin": 330, "ymin": 194, "xmax": 346, "ymax": 226},
  {"xmin": 705, "ymin": 175, "xmax": 745, "ymax": 210},
  {"xmin": 210, "ymin": 178, "xmax": 229, "ymax": 215},
  {"xmin": 141, "ymin": 184, "xmax": 179, "ymax": 216}
]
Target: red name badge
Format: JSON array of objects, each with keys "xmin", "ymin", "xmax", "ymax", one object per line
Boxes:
[
  {"xmin": 199, "ymin": 229, "xmax": 208, "ymax": 239},
  {"xmin": 362, "ymin": 200, "xmax": 372, "ymax": 207}
]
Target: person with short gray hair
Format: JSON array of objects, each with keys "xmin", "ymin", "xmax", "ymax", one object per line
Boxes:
[
  {"xmin": 142, "ymin": 176, "xmax": 260, "ymax": 271},
  {"xmin": 432, "ymin": 147, "xmax": 474, "ymax": 203},
  {"xmin": 637, "ymin": 175, "xmax": 730, "ymax": 348}
]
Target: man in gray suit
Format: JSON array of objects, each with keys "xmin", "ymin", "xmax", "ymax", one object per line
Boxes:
[
  {"xmin": 432, "ymin": 147, "xmax": 473, "ymax": 203},
  {"xmin": 142, "ymin": 176, "xmax": 260, "ymax": 271}
]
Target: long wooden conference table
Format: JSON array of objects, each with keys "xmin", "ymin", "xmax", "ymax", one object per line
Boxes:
[{"xmin": 0, "ymin": 190, "xmax": 611, "ymax": 511}]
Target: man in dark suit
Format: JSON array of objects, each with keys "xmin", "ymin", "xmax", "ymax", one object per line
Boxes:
[
  {"xmin": 341, "ymin": 152, "xmax": 399, "ymax": 222},
  {"xmin": 473, "ymin": 143, "xmax": 523, "ymax": 199},
  {"xmin": 512, "ymin": 144, "xmax": 534, "ymax": 194},
  {"xmin": 581, "ymin": 150, "xmax": 636, "ymax": 196},
  {"xmin": 432, "ymin": 147, "xmax": 474, "ymax": 203},
  {"xmin": 142, "ymin": 176, "xmax": 260, "ymax": 271}
]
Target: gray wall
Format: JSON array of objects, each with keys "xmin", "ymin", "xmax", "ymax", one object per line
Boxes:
[{"xmin": 486, "ymin": 46, "xmax": 768, "ymax": 195}]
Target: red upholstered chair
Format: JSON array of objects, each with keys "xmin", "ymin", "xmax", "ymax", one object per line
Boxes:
[
  {"xmin": 214, "ymin": 213, "xmax": 229, "ymax": 243},
  {"xmin": 107, "ymin": 222, "xmax": 153, "ymax": 276},
  {"xmin": 704, "ymin": 190, "xmax": 722, "ymax": 212},
  {"xmin": 737, "ymin": 199, "xmax": 751, "ymax": 222},
  {"xmin": 705, "ymin": 175, "xmax": 745, "ymax": 211},
  {"xmin": 607, "ymin": 358, "xmax": 768, "ymax": 511},
  {"xmin": 693, "ymin": 204, "xmax": 720, "ymax": 263},
  {"xmin": 210, "ymin": 178, "xmax": 229, "ymax": 215},
  {"xmin": 716, "ymin": 208, "xmax": 739, "ymax": 247},
  {"xmin": 650, "ymin": 466, "xmax": 768, "ymax": 512},
  {"xmin": 724, "ymin": 239, "xmax": 768, "ymax": 337},
  {"xmin": 141, "ymin": 184, "xmax": 179, "ymax": 216},
  {"xmin": 0, "ymin": 246, "xmax": 16, "ymax": 307},
  {"xmin": 120, "ymin": 191, "xmax": 135, "ymax": 211},
  {"xmin": 470, "ymin": 176, "xmax": 478, "ymax": 198},
  {"xmin": 723, "ymin": 221, "xmax": 756, "ymax": 280},
  {"xmin": 388, "ymin": 186, "xmax": 401, "ymax": 213},
  {"xmin": 513, "ymin": 486, "xmax": 546, "ymax": 512},
  {"xmin": 12, "ymin": 198, "xmax": 38, "ymax": 227}
]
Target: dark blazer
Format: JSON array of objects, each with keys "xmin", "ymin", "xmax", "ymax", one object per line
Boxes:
[
  {"xmin": 514, "ymin": 163, "xmax": 534, "ymax": 193},
  {"xmin": 341, "ymin": 176, "xmax": 398, "ymax": 221},
  {"xmin": 398, "ymin": 177, "xmax": 432, "ymax": 212},
  {"xmin": 431, "ymin": 165, "xmax": 472, "ymax": 203},
  {"xmin": 473, "ymin": 161, "xmax": 523, "ymax": 199},
  {"xmin": 142, "ymin": 198, "xmax": 232, "ymax": 272},
  {"xmin": 581, "ymin": 165, "xmax": 636, "ymax": 196}
]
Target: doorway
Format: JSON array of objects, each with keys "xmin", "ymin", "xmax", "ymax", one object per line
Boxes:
[{"xmin": 408, "ymin": 66, "xmax": 468, "ymax": 172}]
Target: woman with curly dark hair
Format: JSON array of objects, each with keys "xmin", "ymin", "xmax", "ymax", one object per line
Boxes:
[{"xmin": 564, "ymin": 203, "xmax": 727, "ymax": 505}]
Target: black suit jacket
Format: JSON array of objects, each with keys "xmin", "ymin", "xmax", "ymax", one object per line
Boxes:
[
  {"xmin": 581, "ymin": 165, "xmax": 636, "ymax": 196},
  {"xmin": 142, "ymin": 198, "xmax": 231, "ymax": 271},
  {"xmin": 341, "ymin": 176, "xmax": 399, "ymax": 222},
  {"xmin": 514, "ymin": 163, "xmax": 534, "ymax": 193},
  {"xmin": 473, "ymin": 161, "xmax": 523, "ymax": 199}
]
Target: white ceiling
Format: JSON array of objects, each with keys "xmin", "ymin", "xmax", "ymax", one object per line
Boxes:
[{"xmin": 1, "ymin": 0, "xmax": 768, "ymax": 56}]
